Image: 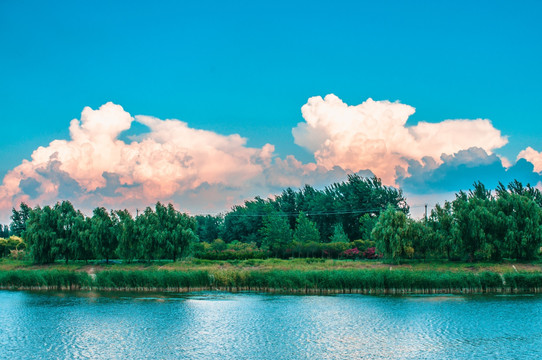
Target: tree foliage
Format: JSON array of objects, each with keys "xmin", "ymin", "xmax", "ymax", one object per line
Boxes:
[
  {"xmin": 8, "ymin": 178, "xmax": 542, "ymax": 264},
  {"xmin": 260, "ymin": 213, "xmax": 292, "ymax": 256}
]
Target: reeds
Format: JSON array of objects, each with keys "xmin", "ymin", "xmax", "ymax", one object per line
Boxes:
[
  {"xmin": 2, "ymin": 267, "xmax": 542, "ymax": 293},
  {"xmin": 207, "ymin": 269, "xmax": 541, "ymax": 294},
  {"xmin": 0, "ymin": 270, "xmax": 92, "ymax": 289},
  {"xmin": 94, "ymin": 270, "xmax": 209, "ymax": 290}
]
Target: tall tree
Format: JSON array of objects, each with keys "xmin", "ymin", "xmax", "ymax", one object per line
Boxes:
[
  {"xmin": 223, "ymin": 197, "xmax": 274, "ymax": 245},
  {"xmin": 453, "ymin": 185, "xmax": 497, "ymax": 261},
  {"xmin": 496, "ymin": 191, "xmax": 542, "ymax": 260},
  {"xmin": 372, "ymin": 206, "xmax": 413, "ymax": 263},
  {"xmin": 10, "ymin": 202, "xmax": 31, "ymax": 237},
  {"xmin": 90, "ymin": 207, "xmax": 117, "ymax": 263},
  {"xmin": 407, "ymin": 219, "xmax": 433, "ymax": 260},
  {"xmin": 54, "ymin": 201, "xmax": 78, "ymax": 264},
  {"xmin": 359, "ymin": 214, "xmax": 378, "ymax": 240},
  {"xmin": 24, "ymin": 206, "xmax": 59, "ymax": 264},
  {"xmin": 74, "ymin": 215, "xmax": 94, "ymax": 263},
  {"xmin": 260, "ymin": 213, "xmax": 292, "ymax": 256},
  {"xmin": 158, "ymin": 203, "xmax": 199, "ymax": 262},
  {"xmin": 114, "ymin": 209, "xmax": 140, "ymax": 263},
  {"xmin": 293, "ymin": 212, "xmax": 321, "ymax": 244},
  {"xmin": 137, "ymin": 206, "xmax": 161, "ymax": 261},
  {"xmin": 429, "ymin": 201, "xmax": 458, "ymax": 260},
  {"xmin": 330, "ymin": 223, "xmax": 349, "ymax": 243},
  {"xmin": 195, "ymin": 214, "xmax": 223, "ymax": 243},
  {"xmin": 170, "ymin": 212, "xmax": 198, "ymax": 261}
]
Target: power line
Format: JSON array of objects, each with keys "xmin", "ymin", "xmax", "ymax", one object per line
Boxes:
[{"xmin": 224, "ymin": 207, "xmax": 397, "ymax": 218}]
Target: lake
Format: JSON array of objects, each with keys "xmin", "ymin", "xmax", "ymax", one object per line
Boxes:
[{"xmin": 1, "ymin": 290, "xmax": 541, "ymax": 359}]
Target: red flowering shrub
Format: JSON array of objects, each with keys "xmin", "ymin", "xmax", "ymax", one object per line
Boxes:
[
  {"xmin": 363, "ymin": 247, "xmax": 377, "ymax": 259},
  {"xmin": 341, "ymin": 247, "xmax": 360, "ymax": 259}
]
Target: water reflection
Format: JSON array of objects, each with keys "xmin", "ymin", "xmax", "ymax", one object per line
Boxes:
[{"xmin": 0, "ymin": 291, "xmax": 541, "ymax": 359}]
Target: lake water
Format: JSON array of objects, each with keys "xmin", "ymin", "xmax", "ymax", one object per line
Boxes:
[{"xmin": 1, "ymin": 291, "xmax": 541, "ymax": 359}]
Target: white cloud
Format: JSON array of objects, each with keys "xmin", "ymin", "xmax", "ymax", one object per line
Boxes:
[
  {"xmin": 293, "ymin": 94, "xmax": 508, "ymax": 184},
  {"xmin": 518, "ymin": 147, "xmax": 542, "ymax": 173},
  {"xmin": 0, "ymin": 103, "xmax": 278, "ymax": 217},
  {"xmin": 2, "ymin": 96, "xmax": 538, "ymax": 222}
]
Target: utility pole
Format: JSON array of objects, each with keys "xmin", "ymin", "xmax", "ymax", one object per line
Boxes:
[{"xmin": 424, "ymin": 204, "xmax": 428, "ymax": 222}]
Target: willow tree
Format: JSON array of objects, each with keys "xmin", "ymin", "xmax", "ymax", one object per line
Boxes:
[
  {"xmin": 496, "ymin": 191, "xmax": 542, "ymax": 260},
  {"xmin": 158, "ymin": 203, "xmax": 198, "ymax": 262},
  {"xmin": 429, "ymin": 201, "xmax": 458, "ymax": 260},
  {"xmin": 114, "ymin": 209, "xmax": 140, "ymax": 263},
  {"xmin": 372, "ymin": 206, "xmax": 413, "ymax": 264},
  {"xmin": 90, "ymin": 207, "xmax": 117, "ymax": 263},
  {"xmin": 452, "ymin": 184, "xmax": 497, "ymax": 261},
  {"xmin": 24, "ymin": 206, "xmax": 59, "ymax": 264},
  {"xmin": 54, "ymin": 201, "xmax": 80, "ymax": 264}
]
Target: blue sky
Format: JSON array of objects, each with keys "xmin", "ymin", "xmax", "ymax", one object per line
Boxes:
[{"xmin": 1, "ymin": 0, "xmax": 542, "ymax": 219}]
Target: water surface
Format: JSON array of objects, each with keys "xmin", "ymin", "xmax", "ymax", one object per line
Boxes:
[{"xmin": 1, "ymin": 290, "xmax": 541, "ymax": 359}]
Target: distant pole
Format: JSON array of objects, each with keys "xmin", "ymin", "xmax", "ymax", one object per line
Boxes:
[
  {"xmin": 136, "ymin": 208, "xmax": 139, "ymax": 218},
  {"xmin": 424, "ymin": 204, "xmax": 428, "ymax": 221}
]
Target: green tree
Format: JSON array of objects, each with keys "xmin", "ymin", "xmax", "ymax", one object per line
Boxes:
[
  {"xmin": 260, "ymin": 213, "xmax": 292, "ymax": 256},
  {"xmin": 24, "ymin": 206, "xmax": 59, "ymax": 264},
  {"xmin": 452, "ymin": 184, "xmax": 497, "ymax": 261},
  {"xmin": 372, "ymin": 206, "xmax": 413, "ymax": 263},
  {"xmin": 10, "ymin": 202, "xmax": 31, "ymax": 237},
  {"xmin": 166, "ymin": 205, "xmax": 198, "ymax": 261},
  {"xmin": 223, "ymin": 197, "xmax": 274, "ymax": 245},
  {"xmin": 137, "ymin": 206, "xmax": 161, "ymax": 261},
  {"xmin": 359, "ymin": 214, "xmax": 378, "ymax": 240},
  {"xmin": 293, "ymin": 212, "xmax": 320, "ymax": 244},
  {"xmin": 0, "ymin": 224, "xmax": 10, "ymax": 238},
  {"xmin": 407, "ymin": 219, "xmax": 433, "ymax": 260},
  {"xmin": 73, "ymin": 215, "xmax": 94, "ymax": 263},
  {"xmin": 195, "ymin": 214, "xmax": 223, "ymax": 243},
  {"xmin": 210, "ymin": 238, "xmax": 227, "ymax": 252},
  {"xmin": 326, "ymin": 175, "xmax": 408, "ymax": 241},
  {"xmin": 496, "ymin": 191, "xmax": 542, "ymax": 260},
  {"xmin": 114, "ymin": 209, "xmax": 140, "ymax": 263},
  {"xmin": 330, "ymin": 223, "xmax": 349, "ymax": 243},
  {"xmin": 54, "ymin": 201, "xmax": 78, "ymax": 264},
  {"xmin": 90, "ymin": 207, "xmax": 117, "ymax": 263}
]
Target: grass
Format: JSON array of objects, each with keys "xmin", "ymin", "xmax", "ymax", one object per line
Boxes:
[
  {"xmin": 1, "ymin": 258, "xmax": 542, "ymax": 293},
  {"xmin": 2, "ymin": 257, "xmax": 542, "ymax": 273}
]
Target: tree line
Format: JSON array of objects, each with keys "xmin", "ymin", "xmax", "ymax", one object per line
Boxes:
[
  {"xmin": 8, "ymin": 202, "xmax": 197, "ymax": 264},
  {"xmin": 4, "ymin": 175, "xmax": 541, "ymax": 264},
  {"xmin": 373, "ymin": 180, "xmax": 542, "ymax": 263},
  {"xmin": 195, "ymin": 174, "xmax": 407, "ymax": 244},
  {"xmin": 4, "ymin": 175, "xmax": 404, "ymax": 263},
  {"xmin": 192, "ymin": 175, "xmax": 405, "ymax": 258}
]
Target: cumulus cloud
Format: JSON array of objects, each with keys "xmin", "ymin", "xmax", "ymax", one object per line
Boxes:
[
  {"xmin": 1, "ymin": 101, "xmax": 376, "ymax": 220},
  {"xmin": 397, "ymin": 147, "xmax": 542, "ymax": 194},
  {"xmin": 292, "ymin": 94, "xmax": 508, "ymax": 184},
  {"xmin": 262, "ymin": 155, "xmax": 373, "ymax": 190},
  {"xmin": 2, "ymin": 95, "xmax": 541, "ymax": 221},
  {"xmin": 0, "ymin": 103, "xmax": 279, "ymax": 217},
  {"xmin": 518, "ymin": 147, "xmax": 542, "ymax": 173}
]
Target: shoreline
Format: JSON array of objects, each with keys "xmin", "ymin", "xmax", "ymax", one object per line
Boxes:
[
  {"xmin": 2, "ymin": 265, "xmax": 542, "ymax": 295},
  {"xmin": 1, "ymin": 285, "xmax": 541, "ymax": 295}
]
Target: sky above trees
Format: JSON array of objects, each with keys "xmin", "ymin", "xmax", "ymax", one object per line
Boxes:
[{"xmin": 1, "ymin": 0, "xmax": 541, "ymax": 221}]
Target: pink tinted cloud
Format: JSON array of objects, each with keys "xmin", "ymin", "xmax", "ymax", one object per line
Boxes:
[
  {"xmin": 1, "ymin": 95, "xmax": 534, "ymax": 222},
  {"xmin": 292, "ymin": 94, "xmax": 508, "ymax": 184},
  {"xmin": 0, "ymin": 103, "xmax": 276, "ymax": 217}
]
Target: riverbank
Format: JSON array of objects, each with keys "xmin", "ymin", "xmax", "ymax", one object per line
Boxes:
[{"xmin": 1, "ymin": 258, "xmax": 542, "ymax": 294}]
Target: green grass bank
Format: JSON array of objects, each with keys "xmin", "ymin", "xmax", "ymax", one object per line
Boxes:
[{"xmin": 1, "ymin": 258, "xmax": 542, "ymax": 294}]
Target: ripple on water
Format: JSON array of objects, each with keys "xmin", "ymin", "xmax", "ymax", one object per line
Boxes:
[{"xmin": 1, "ymin": 291, "xmax": 542, "ymax": 359}]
